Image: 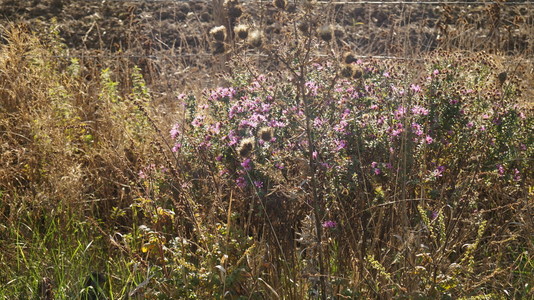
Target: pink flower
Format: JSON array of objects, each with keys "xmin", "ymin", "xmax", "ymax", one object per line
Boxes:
[
  {"xmin": 322, "ymin": 220, "xmax": 337, "ymax": 228},
  {"xmin": 425, "ymin": 135, "xmax": 434, "ymax": 144},
  {"xmin": 241, "ymin": 158, "xmax": 252, "ymax": 171},
  {"xmin": 170, "ymin": 124, "xmax": 181, "ymax": 139},
  {"xmin": 236, "ymin": 177, "xmax": 247, "ymax": 188}
]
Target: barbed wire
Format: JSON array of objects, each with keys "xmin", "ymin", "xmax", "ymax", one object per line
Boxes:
[{"xmin": 73, "ymin": 0, "xmax": 532, "ymax": 5}]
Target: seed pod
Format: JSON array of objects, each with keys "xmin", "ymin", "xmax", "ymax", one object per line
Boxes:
[
  {"xmin": 343, "ymin": 51, "xmax": 357, "ymax": 64},
  {"xmin": 234, "ymin": 24, "xmax": 249, "ymax": 40},
  {"xmin": 258, "ymin": 127, "xmax": 274, "ymax": 142},
  {"xmin": 210, "ymin": 25, "xmax": 227, "ymax": 42},
  {"xmin": 273, "ymin": 0, "xmax": 287, "ymax": 10},
  {"xmin": 248, "ymin": 29, "xmax": 263, "ymax": 48},
  {"xmin": 353, "ymin": 66, "xmax": 364, "ymax": 79},
  {"xmin": 237, "ymin": 137, "xmax": 255, "ymax": 157},
  {"xmin": 340, "ymin": 64, "xmax": 355, "ymax": 78},
  {"xmin": 212, "ymin": 42, "xmax": 226, "ymax": 55},
  {"xmin": 318, "ymin": 24, "xmax": 333, "ymax": 42}
]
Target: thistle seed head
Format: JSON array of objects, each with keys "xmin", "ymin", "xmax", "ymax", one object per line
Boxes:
[
  {"xmin": 237, "ymin": 137, "xmax": 255, "ymax": 157},
  {"xmin": 234, "ymin": 24, "xmax": 249, "ymax": 40},
  {"xmin": 210, "ymin": 25, "xmax": 227, "ymax": 42},
  {"xmin": 318, "ymin": 24, "xmax": 333, "ymax": 42},
  {"xmin": 248, "ymin": 29, "xmax": 263, "ymax": 48},
  {"xmin": 258, "ymin": 127, "xmax": 274, "ymax": 142}
]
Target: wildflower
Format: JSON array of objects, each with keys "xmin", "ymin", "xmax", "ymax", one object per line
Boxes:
[
  {"xmin": 425, "ymin": 135, "xmax": 434, "ymax": 144},
  {"xmin": 254, "ymin": 180, "xmax": 264, "ymax": 188},
  {"xmin": 170, "ymin": 124, "xmax": 181, "ymax": 139},
  {"xmin": 236, "ymin": 176, "xmax": 247, "ymax": 188},
  {"xmin": 335, "ymin": 140, "xmax": 347, "ymax": 151},
  {"xmin": 496, "ymin": 164, "xmax": 505, "ymax": 176},
  {"xmin": 191, "ymin": 115, "xmax": 205, "ymax": 127},
  {"xmin": 371, "ymin": 162, "xmax": 378, "ymax": 168},
  {"xmin": 322, "ymin": 220, "xmax": 337, "ymax": 228},
  {"xmin": 172, "ymin": 143, "xmax": 182, "ymax": 153},
  {"xmin": 430, "ymin": 211, "xmax": 438, "ymax": 220},
  {"xmin": 258, "ymin": 127, "xmax": 273, "ymax": 142},
  {"xmin": 513, "ymin": 169, "xmax": 521, "ymax": 181},
  {"xmin": 234, "ymin": 24, "xmax": 249, "ymax": 40},
  {"xmin": 374, "ymin": 168, "xmax": 381, "ymax": 175},
  {"xmin": 237, "ymin": 137, "xmax": 255, "ymax": 157},
  {"xmin": 410, "ymin": 84, "xmax": 422, "ymax": 93},
  {"xmin": 411, "ymin": 105, "xmax": 429, "ymax": 116},
  {"xmin": 241, "ymin": 158, "xmax": 252, "ymax": 171},
  {"xmin": 210, "ymin": 26, "xmax": 227, "ymax": 42}
]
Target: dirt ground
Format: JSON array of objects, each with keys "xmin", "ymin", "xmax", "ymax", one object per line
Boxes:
[{"xmin": 1, "ymin": 0, "xmax": 533, "ymax": 92}]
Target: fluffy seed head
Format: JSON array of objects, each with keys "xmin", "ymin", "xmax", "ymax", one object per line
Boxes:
[
  {"xmin": 212, "ymin": 42, "xmax": 226, "ymax": 55},
  {"xmin": 210, "ymin": 26, "xmax": 227, "ymax": 42},
  {"xmin": 273, "ymin": 0, "xmax": 287, "ymax": 9},
  {"xmin": 343, "ymin": 51, "xmax": 357, "ymax": 64},
  {"xmin": 234, "ymin": 24, "xmax": 249, "ymax": 40},
  {"xmin": 225, "ymin": 0, "xmax": 243, "ymax": 19},
  {"xmin": 237, "ymin": 137, "xmax": 255, "ymax": 157},
  {"xmin": 318, "ymin": 24, "xmax": 333, "ymax": 42},
  {"xmin": 258, "ymin": 127, "xmax": 274, "ymax": 142},
  {"xmin": 340, "ymin": 64, "xmax": 355, "ymax": 78},
  {"xmin": 248, "ymin": 29, "xmax": 263, "ymax": 48},
  {"xmin": 352, "ymin": 66, "xmax": 364, "ymax": 79}
]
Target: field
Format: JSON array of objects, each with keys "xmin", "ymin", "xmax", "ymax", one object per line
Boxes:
[{"xmin": 0, "ymin": 0, "xmax": 533, "ymax": 299}]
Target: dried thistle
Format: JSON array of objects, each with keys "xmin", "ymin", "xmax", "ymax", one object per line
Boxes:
[
  {"xmin": 352, "ymin": 66, "xmax": 364, "ymax": 79},
  {"xmin": 258, "ymin": 127, "xmax": 274, "ymax": 142},
  {"xmin": 248, "ymin": 29, "xmax": 263, "ymax": 48},
  {"xmin": 210, "ymin": 25, "xmax": 227, "ymax": 42},
  {"xmin": 273, "ymin": 0, "xmax": 287, "ymax": 10},
  {"xmin": 237, "ymin": 137, "xmax": 255, "ymax": 157},
  {"xmin": 318, "ymin": 24, "xmax": 333, "ymax": 42},
  {"xmin": 340, "ymin": 64, "xmax": 355, "ymax": 78},
  {"xmin": 212, "ymin": 42, "xmax": 226, "ymax": 55},
  {"xmin": 343, "ymin": 51, "xmax": 357, "ymax": 64},
  {"xmin": 234, "ymin": 24, "xmax": 249, "ymax": 40},
  {"xmin": 225, "ymin": 0, "xmax": 243, "ymax": 19}
]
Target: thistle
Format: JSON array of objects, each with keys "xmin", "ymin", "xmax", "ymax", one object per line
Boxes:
[
  {"xmin": 210, "ymin": 25, "xmax": 227, "ymax": 42},
  {"xmin": 258, "ymin": 127, "xmax": 274, "ymax": 142},
  {"xmin": 248, "ymin": 29, "xmax": 263, "ymax": 48},
  {"xmin": 234, "ymin": 24, "xmax": 249, "ymax": 40},
  {"xmin": 318, "ymin": 24, "xmax": 333, "ymax": 42},
  {"xmin": 237, "ymin": 137, "xmax": 255, "ymax": 157},
  {"xmin": 343, "ymin": 51, "xmax": 357, "ymax": 64},
  {"xmin": 273, "ymin": 0, "xmax": 287, "ymax": 10}
]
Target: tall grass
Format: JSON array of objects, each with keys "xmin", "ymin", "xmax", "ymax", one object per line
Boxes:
[{"xmin": 0, "ymin": 1, "xmax": 533, "ymax": 298}]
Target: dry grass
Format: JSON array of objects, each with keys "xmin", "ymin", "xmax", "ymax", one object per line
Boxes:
[{"xmin": 0, "ymin": 1, "xmax": 533, "ymax": 298}]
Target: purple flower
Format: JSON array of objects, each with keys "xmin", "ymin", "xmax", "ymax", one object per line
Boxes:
[
  {"xmin": 496, "ymin": 164, "xmax": 505, "ymax": 176},
  {"xmin": 425, "ymin": 135, "xmax": 434, "ymax": 144},
  {"xmin": 374, "ymin": 168, "xmax": 381, "ymax": 175},
  {"xmin": 410, "ymin": 84, "xmax": 422, "ymax": 93},
  {"xmin": 335, "ymin": 140, "xmax": 347, "ymax": 151},
  {"xmin": 513, "ymin": 169, "xmax": 521, "ymax": 181},
  {"xmin": 411, "ymin": 123, "xmax": 423, "ymax": 136},
  {"xmin": 322, "ymin": 220, "xmax": 337, "ymax": 228},
  {"xmin": 253, "ymin": 181, "xmax": 264, "ymax": 188},
  {"xmin": 241, "ymin": 158, "xmax": 252, "ymax": 171},
  {"xmin": 236, "ymin": 176, "xmax": 247, "ymax": 188},
  {"xmin": 191, "ymin": 115, "xmax": 205, "ymax": 127},
  {"xmin": 170, "ymin": 124, "xmax": 181, "ymax": 139},
  {"xmin": 430, "ymin": 211, "xmax": 438, "ymax": 220},
  {"xmin": 411, "ymin": 105, "xmax": 429, "ymax": 116},
  {"xmin": 172, "ymin": 143, "xmax": 182, "ymax": 153},
  {"xmin": 371, "ymin": 161, "xmax": 378, "ymax": 168}
]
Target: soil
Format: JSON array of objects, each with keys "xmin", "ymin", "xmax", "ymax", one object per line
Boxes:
[{"xmin": 1, "ymin": 0, "xmax": 533, "ymax": 91}]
